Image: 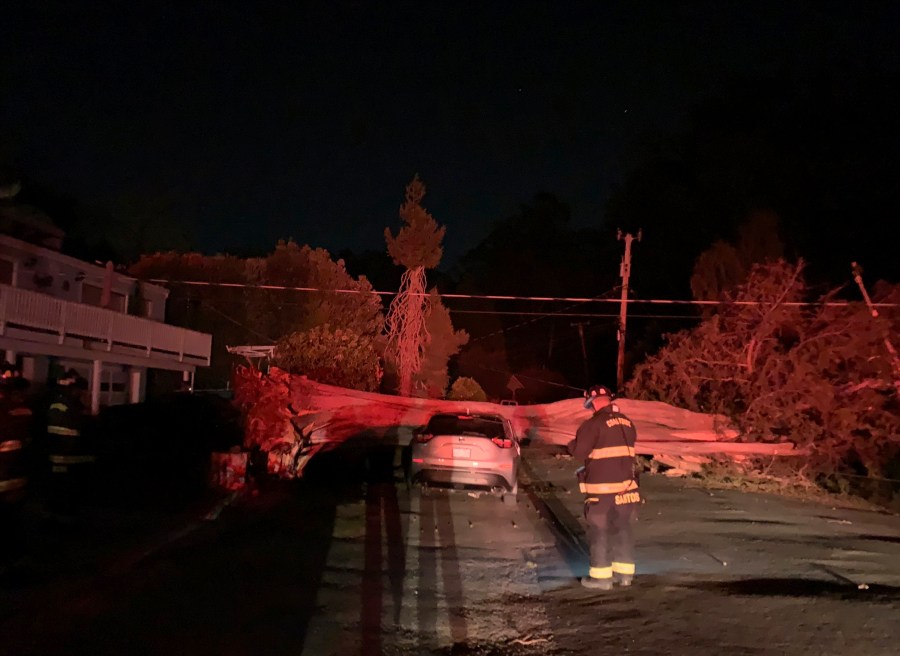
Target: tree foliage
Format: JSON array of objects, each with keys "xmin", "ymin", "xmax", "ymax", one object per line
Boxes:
[
  {"xmin": 384, "ymin": 175, "xmax": 445, "ymax": 270},
  {"xmin": 129, "ymin": 243, "xmax": 383, "ymax": 388},
  {"xmin": 691, "ymin": 211, "xmax": 784, "ymax": 303},
  {"xmin": 448, "ymin": 377, "xmax": 487, "ymax": 402},
  {"xmin": 690, "ymin": 240, "xmax": 745, "ymax": 304},
  {"xmin": 384, "ymin": 176, "xmax": 445, "ymax": 396},
  {"xmin": 629, "ymin": 260, "xmax": 900, "ymax": 482},
  {"xmin": 232, "ymin": 365, "xmax": 294, "ymax": 452},
  {"xmin": 412, "ymin": 290, "xmax": 469, "ymax": 398},
  {"xmin": 245, "ymin": 240, "xmax": 383, "ymax": 339},
  {"xmin": 128, "ymin": 252, "xmax": 251, "ymax": 388},
  {"xmin": 273, "ymin": 324, "xmax": 383, "ymax": 392}
]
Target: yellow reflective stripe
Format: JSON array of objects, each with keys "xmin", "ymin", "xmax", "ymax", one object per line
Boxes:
[
  {"xmin": 0, "ymin": 477, "xmax": 27, "ymax": 492},
  {"xmin": 0, "ymin": 439, "xmax": 23, "ymax": 452},
  {"xmin": 49, "ymin": 454, "xmax": 95, "ymax": 464},
  {"xmin": 579, "ymin": 479, "xmax": 638, "ymax": 495},
  {"xmin": 49, "ymin": 403, "xmax": 69, "ymax": 412},
  {"xmin": 48, "ymin": 426, "xmax": 80, "ymax": 436},
  {"xmin": 589, "ymin": 566, "xmax": 613, "ymax": 580},
  {"xmin": 588, "ymin": 445, "xmax": 635, "ymax": 460},
  {"xmin": 612, "ymin": 562, "xmax": 635, "ymax": 575}
]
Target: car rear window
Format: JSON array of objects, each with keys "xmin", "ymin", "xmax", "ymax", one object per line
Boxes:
[{"xmin": 425, "ymin": 415, "xmax": 506, "ymax": 439}]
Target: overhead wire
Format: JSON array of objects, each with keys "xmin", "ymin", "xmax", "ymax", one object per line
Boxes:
[
  {"xmin": 148, "ymin": 278, "xmax": 900, "ymax": 308},
  {"xmin": 467, "ymin": 284, "xmax": 623, "ymax": 344},
  {"xmin": 198, "ymin": 301, "xmax": 277, "ymax": 344},
  {"xmin": 449, "ymin": 309, "xmax": 702, "ymax": 320},
  {"xmin": 176, "ymin": 297, "xmax": 700, "ymax": 320}
]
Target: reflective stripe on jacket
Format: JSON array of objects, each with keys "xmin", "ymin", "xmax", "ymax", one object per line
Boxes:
[
  {"xmin": 49, "ymin": 454, "xmax": 96, "ymax": 465},
  {"xmin": 0, "ymin": 438, "xmax": 28, "ymax": 499},
  {"xmin": 48, "ymin": 425, "xmax": 80, "ymax": 436},
  {"xmin": 568, "ymin": 404, "xmax": 638, "ymax": 496}
]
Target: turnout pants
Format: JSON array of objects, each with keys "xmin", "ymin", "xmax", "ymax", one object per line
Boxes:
[{"xmin": 584, "ymin": 489, "xmax": 640, "ymax": 581}]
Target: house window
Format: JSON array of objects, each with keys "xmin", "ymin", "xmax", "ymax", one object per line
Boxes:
[
  {"xmin": 82, "ymin": 283, "xmax": 126, "ymax": 312},
  {"xmin": 0, "ymin": 259, "xmax": 13, "ymax": 285}
]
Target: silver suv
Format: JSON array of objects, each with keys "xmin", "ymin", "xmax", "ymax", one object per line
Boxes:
[{"xmin": 409, "ymin": 412, "xmax": 519, "ymax": 499}]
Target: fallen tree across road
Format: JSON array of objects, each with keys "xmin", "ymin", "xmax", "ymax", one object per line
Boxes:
[{"xmin": 232, "ymin": 367, "xmax": 804, "ymax": 479}]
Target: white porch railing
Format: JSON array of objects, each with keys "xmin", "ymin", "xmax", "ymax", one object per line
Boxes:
[{"xmin": 0, "ymin": 283, "xmax": 211, "ymax": 365}]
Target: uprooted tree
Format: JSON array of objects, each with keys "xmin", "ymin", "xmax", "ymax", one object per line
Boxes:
[
  {"xmin": 384, "ymin": 176, "xmax": 446, "ymax": 397},
  {"xmin": 628, "ymin": 259, "xmax": 900, "ymax": 490}
]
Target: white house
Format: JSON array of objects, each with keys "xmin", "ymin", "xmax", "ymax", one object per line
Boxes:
[{"xmin": 0, "ymin": 201, "xmax": 211, "ymax": 412}]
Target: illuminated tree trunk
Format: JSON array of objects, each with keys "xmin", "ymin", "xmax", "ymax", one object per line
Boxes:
[
  {"xmin": 386, "ymin": 265, "xmax": 430, "ymax": 397},
  {"xmin": 384, "ymin": 176, "xmax": 446, "ymax": 397}
]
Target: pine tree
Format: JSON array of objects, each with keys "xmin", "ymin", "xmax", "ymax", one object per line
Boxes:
[
  {"xmin": 413, "ymin": 290, "xmax": 469, "ymax": 397},
  {"xmin": 384, "ymin": 176, "xmax": 446, "ymax": 396}
]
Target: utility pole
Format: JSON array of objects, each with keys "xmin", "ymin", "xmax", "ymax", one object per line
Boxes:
[
  {"xmin": 571, "ymin": 321, "xmax": 590, "ymax": 386},
  {"xmin": 616, "ymin": 229, "xmax": 641, "ymax": 393}
]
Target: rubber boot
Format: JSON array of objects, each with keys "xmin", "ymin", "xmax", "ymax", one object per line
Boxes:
[{"xmin": 581, "ymin": 576, "xmax": 613, "ymax": 590}]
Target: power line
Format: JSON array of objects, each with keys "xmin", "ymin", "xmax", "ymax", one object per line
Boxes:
[
  {"xmin": 149, "ymin": 278, "xmax": 900, "ymax": 308},
  {"xmin": 449, "ymin": 309, "xmax": 701, "ymax": 320},
  {"xmin": 199, "ymin": 301, "xmax": 276, "ymax": 345},
  {"xmin": 466, "ymin": 362, "xmax": 585, "ymax": 393},
  {"xmin": 469, "ymin": 285, "xmax": 623, "ymax": 344},
  {"xmin": 186, "ymin": 299, "xmax": 699, "ymax": 319},
  {"xmin": 175, "ymin": 298, "xmax": 700, "ymax": 319}
]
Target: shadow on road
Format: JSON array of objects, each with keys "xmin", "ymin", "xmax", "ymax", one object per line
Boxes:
[
  {"xmin": 416, "ymin": 489, "xmax": 468, "ymax": 652},
  {"xmin": 855, "ymin": 533, "xmax": 900, "ymax": 545},
  {"xmin": 360, "ymin": 446, "xmax": 407, "ymax": 656},
  {"xmin": 693, "ymin": 577, "xmax": 900, "ymax": 602}
]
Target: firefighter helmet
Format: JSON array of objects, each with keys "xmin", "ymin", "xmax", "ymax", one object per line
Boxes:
[{"xmin": 583, "ymin": 384, "xmax": 615, "ymax": 409}]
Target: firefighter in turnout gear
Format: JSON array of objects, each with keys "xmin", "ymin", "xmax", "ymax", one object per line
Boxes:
[
  {"xmin": 46, "ymin": 369, "xmax": 94, "ymax": 517},
  {"xmin": 1, "ymin": 363, "xmax": 33, "ymax": 563},
  {"xmin": 568, "ymin": 384, "xmax": 640, "ymax": 590}
]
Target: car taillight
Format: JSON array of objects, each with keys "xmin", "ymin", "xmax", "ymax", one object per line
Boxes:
[
  {"xmin": 415, "ymin": 433, "xmax": 434, "ymax": 443},
  {"xmin": 491, "ymin": 437, "xmax": 514, "ymax": 448}
]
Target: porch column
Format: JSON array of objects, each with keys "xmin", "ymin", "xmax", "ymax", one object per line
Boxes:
[
  {"xmin": 21, "ymin": 356, "xmax": 48, "ymax": 384},
  {"xmin": 129, "ymin": 367, "xmax": 145, "ymax": 404},
  {"xmin": 91, "ymin": 359, "xmax": 102, "ymax": 415},
  {"xmin": 3, "ymin": 350, "xmax": 16, "ymax": 365}
]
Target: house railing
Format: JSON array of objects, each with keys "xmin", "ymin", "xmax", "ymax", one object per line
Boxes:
[{"xmin": 0, "ymin": 283, "xmax": 211, "ymax": 365}]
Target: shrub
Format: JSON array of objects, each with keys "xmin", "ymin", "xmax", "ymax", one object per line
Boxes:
[
  {"xmin": 448, "ymin": 377, "xmax": 487, "ymax": 402},
  {"xmin": 273, "ymin": 324, "xmax": 383, "ymax": 392}
]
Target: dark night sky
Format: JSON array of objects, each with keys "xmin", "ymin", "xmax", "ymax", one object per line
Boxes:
[{"xmin": 2, "ymin": 2, "xmax": 898, "ymax": 264}]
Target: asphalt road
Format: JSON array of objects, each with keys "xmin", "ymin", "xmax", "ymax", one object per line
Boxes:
[{"xmin": 1, "ymin": 442, "xmax": 899, "ymax": 655}]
